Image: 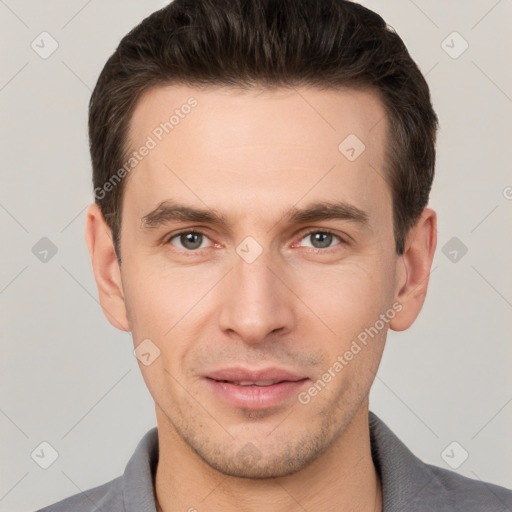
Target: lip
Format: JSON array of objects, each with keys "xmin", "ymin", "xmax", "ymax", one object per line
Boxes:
[
  {"xmin": 203, "ymin": 367, "xmax": 309, "ymax": 410},
  {"xmin": 205, "ymin": 367, "xmax": 306, "ymax": 383}
]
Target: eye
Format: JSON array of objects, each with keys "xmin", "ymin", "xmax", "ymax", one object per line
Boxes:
[
  {"xmin": 168, "ymin": 231, "xmax": 211, "ymax": 251},
  {"xmin": 298, "ymin": 230, "xmax": 343, "ymax": 250}
]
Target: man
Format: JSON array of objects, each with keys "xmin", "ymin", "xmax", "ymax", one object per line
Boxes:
[{"xmin": 35, "ymin": 0, "xmax": 512, "ymax": 511}]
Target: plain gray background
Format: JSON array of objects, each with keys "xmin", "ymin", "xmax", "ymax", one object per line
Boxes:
[{"xmin": 1, "ymin": 1, "xmax": 511, "ymax": 510}]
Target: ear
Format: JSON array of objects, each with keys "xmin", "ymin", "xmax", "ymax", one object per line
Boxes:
[
  {"xmin": 389, "ymin": 207, "xmax": 437, "ymax": 332},
  {"xmin": 85, "ymin": 203, "xmax": 130, "ymax": 332}
]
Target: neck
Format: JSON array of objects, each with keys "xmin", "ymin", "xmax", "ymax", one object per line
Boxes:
[{"xmin": 154, "ymin": 401, "xmax": 381, "ymax": 512}]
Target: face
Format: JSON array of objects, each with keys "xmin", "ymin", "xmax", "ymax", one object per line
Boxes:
[{"xmin": 103, "ymin": 85, "xmax": 407, "ymax": 477}]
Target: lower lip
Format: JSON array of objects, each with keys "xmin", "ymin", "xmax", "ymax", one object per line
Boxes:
[{"xmin": 204, "ymin": 378, "xmax": 309, "ymax": 409}]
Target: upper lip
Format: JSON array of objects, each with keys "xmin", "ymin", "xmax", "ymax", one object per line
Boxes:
[{"xmin": 205, "ymin": 367, "xmax": 307, "ymax": 383}]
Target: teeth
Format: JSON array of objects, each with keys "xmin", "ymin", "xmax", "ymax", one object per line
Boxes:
[{"xmin": 233, "ymin": 380, "xmax": 280, "ymax": 386}]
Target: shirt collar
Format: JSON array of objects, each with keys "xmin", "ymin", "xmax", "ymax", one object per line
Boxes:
[
  {"xmin": 369, "ymin": 411, "xmax": 452, "ymax": 511},
  {"xmin": 122, "ymin": 425, "xmax": 159, "ymax": 511}
]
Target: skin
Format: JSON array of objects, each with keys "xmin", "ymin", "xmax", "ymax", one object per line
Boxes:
[{"xmin": 86, "ymin": 85, "xmax": 437, "ymax": 512}]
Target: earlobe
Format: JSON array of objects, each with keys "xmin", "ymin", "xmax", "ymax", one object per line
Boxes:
[
  {"xmin": 389, "ymin": 208, "xmax": 437, "ymax": 332},
  {"xmin": 85, "ymin": 204, "xmax": 130, "ymax": 332}
]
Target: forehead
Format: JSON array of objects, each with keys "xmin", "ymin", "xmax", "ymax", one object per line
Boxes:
[
  {"xmin": 128, "ymin": 84, "xmax": 387, "ymax": 153},
  {"xmin": 124, "ymin": 84, "xmax": 391, "ymax": 230}
]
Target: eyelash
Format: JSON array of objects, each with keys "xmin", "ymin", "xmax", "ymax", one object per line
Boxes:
[{"xmin": 165, "ymin": 228, "xmax": 346, "ymax": 252}]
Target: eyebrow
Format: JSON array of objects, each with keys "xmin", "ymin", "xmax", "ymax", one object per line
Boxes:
[
  {"xmin": 285, "ymin": 201, "xmax": 370, "ymax": 228},
  {"xmin": 140, "ymin": 199, "xmax": 370, "ymax": 231},
  {"xmin": 141, "ymin": 201, "xmax": 228, "ymax": 229}
]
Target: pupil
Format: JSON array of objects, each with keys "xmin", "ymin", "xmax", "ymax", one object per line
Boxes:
[
  {"xmin": 181, "ymin": 232, "xmax": 202, "ymax": 249},
  {"xmin": 312, "ymin": 232, "xmax": 332, "ymax": 248}
]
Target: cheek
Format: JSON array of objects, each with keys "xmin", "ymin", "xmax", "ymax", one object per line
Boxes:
[
  {"xmin": 293, "ymin": 256, "xmax": 394, "ymax": 335},
  {"xmin": 122, "ymin": 259, "xmax": 204, "ymax": 326}
]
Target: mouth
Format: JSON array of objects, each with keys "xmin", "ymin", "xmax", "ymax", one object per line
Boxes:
[
  {"xmin": 203, "ymin": 367, "xmax": 309, "ymax": 409},
  {"xmin": 213, "ymin": 379, "xmax": 291, "ymax": 387}
]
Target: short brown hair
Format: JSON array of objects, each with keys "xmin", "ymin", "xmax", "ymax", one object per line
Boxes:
[{"xmin": 89, "ymin": 0, "xmax": 438, "ymax": 256}]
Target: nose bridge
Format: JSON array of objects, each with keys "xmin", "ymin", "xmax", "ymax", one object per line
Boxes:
[
  {"xmin": 218, "ymin": 246, "xmax": 295, "ymax": 342},
  {"xmin": 235, "ymin": 253, "xmax": 277, "ymax": 305}
]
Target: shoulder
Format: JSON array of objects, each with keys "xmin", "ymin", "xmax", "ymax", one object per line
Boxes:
[
  {"xmin": 32, "ymin": 426, "xmax": 159, "ymax": 512},
  {"xmin": 425, "ymin": 462, "xmax": 512, "ymax": 511},
  {"xmin": 33, "ymin": 475, "xmax": 124, "ymax": 512},
  {"xmin": 368, "ymin": 411, "xmax": 512, "ymax": 511}
]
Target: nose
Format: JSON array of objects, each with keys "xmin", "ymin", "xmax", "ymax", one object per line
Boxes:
[{"xmin": 218, "ymin": 249, "xmax": 296, "ymax": 345}]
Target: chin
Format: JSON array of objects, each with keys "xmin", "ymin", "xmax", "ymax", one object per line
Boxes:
[{"xmin": 187, "ymin": 434, "xmax": 328, "ymax": 479}]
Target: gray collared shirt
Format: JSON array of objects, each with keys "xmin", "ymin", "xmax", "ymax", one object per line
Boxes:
[{"xmin": 35, "ymin": 412, "xmax": 512, "ymax": 511}]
